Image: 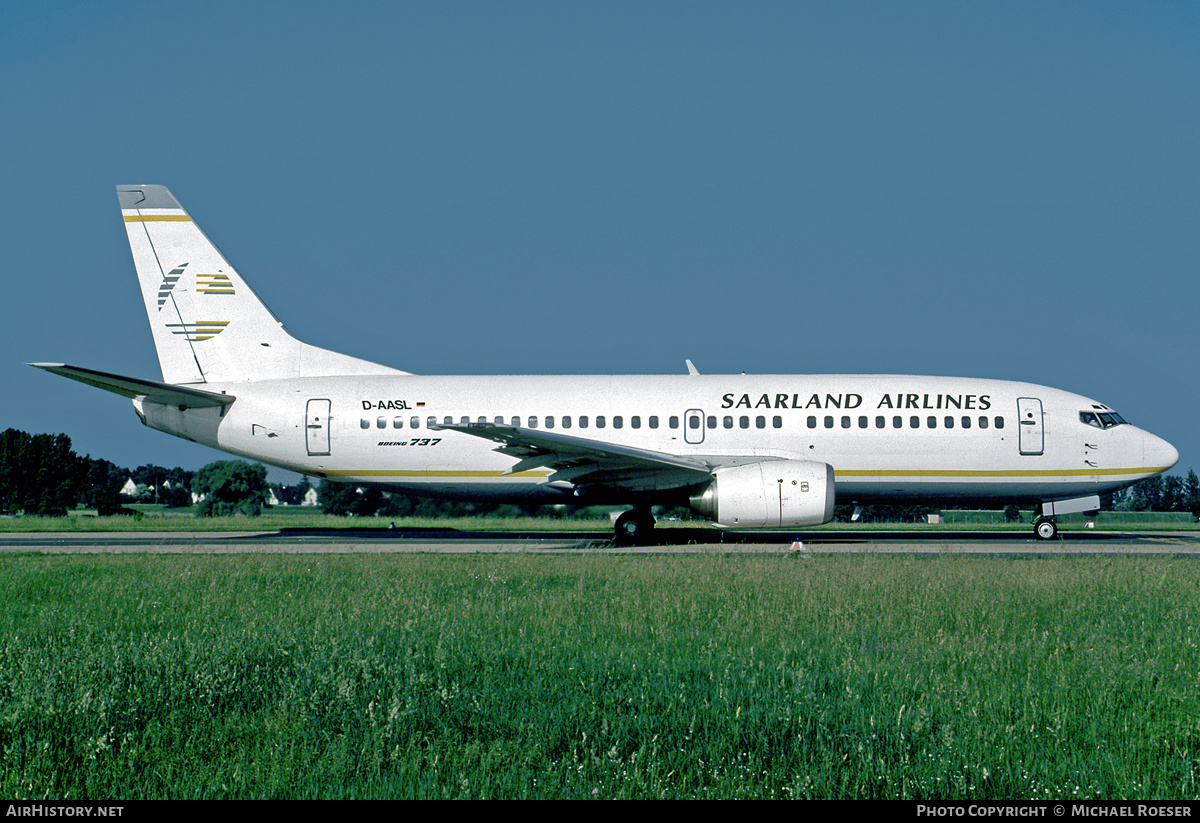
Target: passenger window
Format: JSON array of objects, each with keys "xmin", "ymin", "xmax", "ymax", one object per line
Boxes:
[
  {"xmin": 649, "ymin": 416, "xmax": 659, "ymax": 429},
  {"xmin": 876, "ymin": 416, "xmax": 885, "ymax": 429},
  {"xmin": 394, "ymin": 417, "xmax": 403, "ymax": 428},
  {"xmin": 527, "ymin": 416, "xmax": 538, "ymax": 428},
  {"xmin": 707, "ymin": 416, "xmax": 717, "ymax": 429},
  {"xmin": 772, "ymin": 416, "xmax": 782, "ymax": 428},
  {"xmin": 360, "ymin": 419, "xmax": 370, "ymax": 430},
  {"xmin": 824, "ymin": 416, "xmax": 834, "ymax": 429},
  {"xmin": 378, "ymin": 417, "xmax": 386, "ymax": 429},
  {"xmin": 668, "ymin": 416, "xmax": 678, "ymax": 429},
  {"xmin": 613, "ymin": 416, "xmax": 623, "ymax": 429},
  {"xmin": 511, "ymin": 416, "xmax": 520, "ymax": 426},
  {"xmin": 807, "ymin": 416, "xmax": 817, "ymax": 429},
  {"xmin": 893, "ymin": 416, "xmax": 902, "ymax": 428},
  {"xmin": 562, "ymin": 416, "xmax": 572, "ymax": 429},
  {"xmin": 841, "ymin": 416, "xmax": 851, "ymax": 429},
  {"xmin": 961, "ymin": 416, "xmax": 971, "ymax": 429},
  {"xmin": 756, "ymin": 416, "xmax": 766, "ymax": 429},
  {"xmin": 910, "ymin": 416, "xmax": 920, "ymax": 428},
  {"xmin": 995, "ymin": 417, "xmax": 1005, "ymax": 429},
  {"xmin": 631, "ymin": 416, "xmax": 641, "ymax": 429},
  {"xmin": 858, "ymin": 416, "xmax": 868, "ymax": 428},
  {"xmin": 740, "ymin": 416, "xmax": 750, "ymax": 429},
  {"xmin": 944, "ymin": 416, "xmax": 954, "ymax": 429},
  {"xmin": 545, "ymin": 416, "xmax": 554, "ymax": 429},
  {"xmin": 724, "ymin": 416, "xmax": 734, "ymax": 429},
  {"xmin": 580, "ymin": 416, "xmax": 589, "ymax": 429},
  {"xmin": 460, "ymin": 416, "xmax": 469, "ymax": 425},
  {"xmin": 687, "ymin": 415, "xmax": 699, "ymax": 430},
  {"xmin": 979, "ymin": 416, "xmax": 989, "ymax": 429},
  {"xmin": 411, "ymin": 416, "xmax": 420, "ymax": 428},
  {"xmin": 444, "ymin": 416, "xmax": 453, "ymax": 425},
  {"xmin": 927, "ymin": 416, "xmax": 937, "ymax": 429},
  {"xmin": 597, "ymin": 416, "xmax": 606, "ymax": 428},
  {"xmin": 427, "ymin": 416, "xmax": 437, "ymax": 428}
]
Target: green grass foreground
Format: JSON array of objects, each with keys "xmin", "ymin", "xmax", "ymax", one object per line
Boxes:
[{"xmin": 1, "ymin": 554, "xmax": 1197, "ymax": 799}]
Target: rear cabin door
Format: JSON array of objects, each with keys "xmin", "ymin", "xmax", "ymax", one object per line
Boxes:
[
  {"xmin": 306, "ymin": 399, "xmax": 331, "ymax": 456},
  {"xmin": 1017, "ymin": 397, "xmax": 1044, "ymax": 456}
]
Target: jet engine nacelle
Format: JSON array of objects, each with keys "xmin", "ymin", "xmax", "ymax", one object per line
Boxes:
[{"xmin": 689, "ymin": 460, "xmax": 836, "ymax": 528}]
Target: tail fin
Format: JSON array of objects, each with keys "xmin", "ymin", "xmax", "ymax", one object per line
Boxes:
[{"xmin": 117, "ymin": 185, "xmax": 408, "ymax": 384}]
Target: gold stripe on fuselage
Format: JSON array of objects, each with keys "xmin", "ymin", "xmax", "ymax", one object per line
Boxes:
[
  {"xmin": 835, "ymin": 467, "xmax": 1169, "ymax": 479},
  {"xmin": 320, "ymin": 470, "xmax": 553, "ymax": 478},
  {"xmin": 314, "ymin": 466, "xmax": 1166, "ymax": 482}
]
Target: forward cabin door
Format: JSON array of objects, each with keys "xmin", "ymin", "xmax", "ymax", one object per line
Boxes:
[
  {"xmin": 306, "ymin": 399, "xmax": 331, "ymax": 456},
  {"xmin": 1017, "ymin": 397, "xmax": 1044, "ymax": 455}
]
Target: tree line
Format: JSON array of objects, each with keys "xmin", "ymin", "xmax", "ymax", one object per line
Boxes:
[
  {"xmin": 0, "ymin": 428, "xmax": 281, "ymax": 517},
  {"xmin": 1, "ymin": 427, "xmax": 1198, "ymax": 519},
  {"xmin": 1109, "ymin": 471, "xmax": 1200, "ymax": 515}
]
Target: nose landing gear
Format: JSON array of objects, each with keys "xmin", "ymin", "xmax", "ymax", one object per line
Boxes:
[{"xmin": 1034, "ymin": 516, "xmax": 1059, "ymax": 541}]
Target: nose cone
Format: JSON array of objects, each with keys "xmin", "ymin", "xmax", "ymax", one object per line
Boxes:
[{"xmin": 1143, "ymin": 430, "xmax": 1179, "ymax": 473}]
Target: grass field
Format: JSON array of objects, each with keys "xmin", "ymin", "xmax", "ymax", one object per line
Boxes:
[{"xmin": 1, "ymin": 553, "xmax": 1197, "ymax": 799}]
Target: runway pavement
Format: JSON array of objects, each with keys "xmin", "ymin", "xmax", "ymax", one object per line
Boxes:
[{"xmin": 2, "ymin": 528, "xmax": 1199, "ymax": 556}]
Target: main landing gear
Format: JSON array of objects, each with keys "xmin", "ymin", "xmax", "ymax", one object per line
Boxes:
[
  {"xmin": 1034, "ymin": 516, "xmax": 1059, "ymax": 541},
  {"xmin": 614, "ymin": 508, "xmax": 656, "ymax": 545}
]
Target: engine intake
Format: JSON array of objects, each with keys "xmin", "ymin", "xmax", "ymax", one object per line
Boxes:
[{"xmin": 689, "ymin": 460, "xmax": 836, "ymax": 528}]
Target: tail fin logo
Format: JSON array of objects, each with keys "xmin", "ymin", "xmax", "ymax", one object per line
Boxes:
[
  {"xmin": 158, "ymin": 265, "xmax": 237, "ymax": 309},
  {"xmin": 166, "ymin": 321, "xmax": 229, "ymax": 341},
  {"xmin": 196, "ymin": 272, "xmax": 236, "ymax": 295},
  {"xmin": 157, "ymin": 263, "xmax": 188, "ymax": 309},
  {"xmin": 157, "ymin": 264, "xmax": 234, "ymax": 342}
]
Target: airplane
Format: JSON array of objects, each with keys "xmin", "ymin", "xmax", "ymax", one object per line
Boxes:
[{"xmin": 31, "ymin": 185, "xmax": 1179, "ymax": 543}]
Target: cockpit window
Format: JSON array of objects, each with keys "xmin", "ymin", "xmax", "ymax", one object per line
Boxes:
[{"xmin": 1080, "ymin": 411, "xmax": 1127, "ymax": 429}]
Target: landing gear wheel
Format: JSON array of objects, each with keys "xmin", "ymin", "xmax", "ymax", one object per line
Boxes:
[
  {"xmin": 614, "ymin": 510, "xmax": 656, "ymax": 546},
  {"xmin": 1034, "ymin": 517, "xmax": 1058, "ymax": 541}
]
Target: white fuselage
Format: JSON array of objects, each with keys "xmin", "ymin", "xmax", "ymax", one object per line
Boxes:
[
  {"xmin": 37, "ymin": 186, "xmax": 1181, "ymax": 540},
  {"xmin": 144, "ymin": 372, "xmax": 1178, "ymax": 507}
]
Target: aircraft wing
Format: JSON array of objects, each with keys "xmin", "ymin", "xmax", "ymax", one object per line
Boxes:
[
  {"xmin": 28, "ymin": 363, "xmax": 236, "ymax": 408},
  {"xmin": 433, "ymin": 422, "xmax": 714, "ymax": 493}
]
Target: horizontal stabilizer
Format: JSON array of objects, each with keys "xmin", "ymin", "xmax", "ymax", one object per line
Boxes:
[{"xmin": 28, "ymin": 363, "xmax": 235, "ymax": 408}]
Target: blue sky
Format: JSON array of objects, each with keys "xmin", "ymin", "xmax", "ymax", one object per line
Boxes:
[{"xmin": 2, "ymin": 1, "xmax": 1197, "ymax": 480}]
